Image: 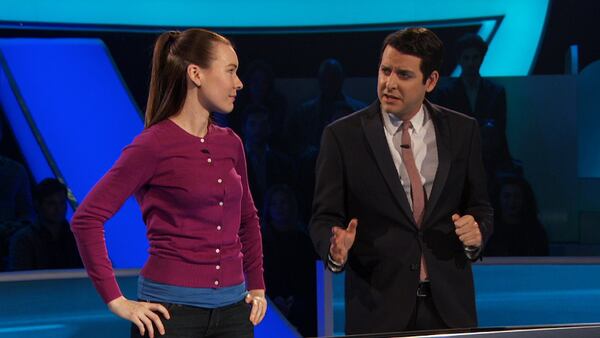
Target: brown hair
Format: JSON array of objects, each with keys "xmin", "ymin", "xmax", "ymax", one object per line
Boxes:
[
  {"xmin": 145, "ymin": 29, "xmax": 231, "ymax": 127},
  {"xmin": 382, "ymin": 27, "xmax": 443, "ymax": 84}
]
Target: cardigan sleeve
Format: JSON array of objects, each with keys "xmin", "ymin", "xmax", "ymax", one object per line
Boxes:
[
  {"xmin": 71, "ymin": 129, "xmax": 159, "ymax": 303},
  {"xmin": 232, "ymin": 133, "xmax": 265, "ymax": 290}
]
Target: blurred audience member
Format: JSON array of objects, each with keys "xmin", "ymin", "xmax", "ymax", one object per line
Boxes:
[
  {"xmin": 0, "ymin": 117, "xmax": 35, "ymax": 270},
  {"xmin": 286, "ymin": 58, "xmax": 366, "ymax": 152},
  {"xmin": 432, "ymin": 33, "xmax": 518, "ymax": 178},
  {"xmin": 486, "ymin": 176, "xmax": 549, "ymax": 256},
  {"xmin": 261, "ymin": 184, "xmax": 317, "ymax": 337},
  {"xmin": 8, "ymin": 178, "xmax": 82, "ymax": 270},
  {"xmin": 243, "ymin": 105, "xmax": 295, "ymax": 212},
  {"xmin": 218, "ymin": 60, "xmax": 288, "ymax": 142}
]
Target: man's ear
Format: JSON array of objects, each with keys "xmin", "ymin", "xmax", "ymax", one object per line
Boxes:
[{"xmin": 425, "ymin": 70, "xmax": 440, "ymax": 93}]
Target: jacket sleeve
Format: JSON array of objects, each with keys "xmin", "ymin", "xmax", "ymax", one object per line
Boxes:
[
  {"xmin": 309, "ymin": 126, "xmax": 347, "ymax": 265},
  {"xmin": 464, "ymin": 119, "xmax": 494, "ymax": 257}
]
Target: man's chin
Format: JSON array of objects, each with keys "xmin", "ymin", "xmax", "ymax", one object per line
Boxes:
[{"xmin": 381, "ymin": 102, "xmax": 404, "ymax": 115}]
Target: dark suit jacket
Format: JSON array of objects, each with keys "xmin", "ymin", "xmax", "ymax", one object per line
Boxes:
[{"xmin": 309, "ymin": 100, "xmax": 493, "ymax": 334}]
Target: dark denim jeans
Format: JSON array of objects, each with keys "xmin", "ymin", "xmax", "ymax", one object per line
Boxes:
[{"xmin": 130, "ymin": 299, "xmax": 254, "ymax": 338}]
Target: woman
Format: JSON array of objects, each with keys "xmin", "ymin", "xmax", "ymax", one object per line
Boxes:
[{"xmin": 71, "ymin": 29, "xmax": 266, "ymax": 338}]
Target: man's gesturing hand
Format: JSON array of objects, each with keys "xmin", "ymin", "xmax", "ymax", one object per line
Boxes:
[{"xmin": 329, "ymin": 218, "xmax": 358, "ymax": 265}]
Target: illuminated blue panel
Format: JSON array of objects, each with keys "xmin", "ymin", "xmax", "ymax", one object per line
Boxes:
[
  {"xmin": 0, "ymin": 38, "xmax": 146, "ymax": 268},
  {"xmin": 0, "ymin": 55, "xmax": 54, "ymax": 182},
  {"xmin": 0, "ymin": 274, "xmax": 301, "ymax": 338},
  {"xmin": 320, "ymin": 263, "xmax": 600, "ymax": 334},
  {"xmin": 578, "ymin": 60, "xmax": 600, "ymax": 177},
  {"xmin": 1, "ymin": 0, "xmax": 549, "ymax": 76}
]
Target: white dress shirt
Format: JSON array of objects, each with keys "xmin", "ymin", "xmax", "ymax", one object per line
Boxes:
[{"xmin": 382, "ymin": 105, "xmax": 438, "ymax": 209}]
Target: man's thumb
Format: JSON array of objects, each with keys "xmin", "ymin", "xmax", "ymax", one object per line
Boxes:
[{"xmin": 347, "ymin": 218, "xmax": 358, "ymax": 233}]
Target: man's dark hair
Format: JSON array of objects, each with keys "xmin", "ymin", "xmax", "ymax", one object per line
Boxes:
[
  {"xmin": 455, "ymin": 33, "xmax": 488, "ymax": 58},
  {"xmin": 33, "ymin": 178, "xmax": 67, "ymax": 204},
  {"xmin": 381, "ymin": 27, "xmax": 444, "ymax": 84}
]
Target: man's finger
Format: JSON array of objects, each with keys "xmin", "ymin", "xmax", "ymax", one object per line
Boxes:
[
  {"xmin": 452, "ymin": 213, "xmax": 460, "ymax": 222},
  {"xmin": 347, "ymin": 218, "xmax": 358, "ymax": 233},
  {"xmin": 456, "ymin": 223, "xmax": 480, "ymax": 236},
  {"xmin": 454, "ymin": 215, "xmax": 475, "ymax": 228},
  {"xmin": 455, "ymin": 224, "xmax": 474, "ymax": 236}
]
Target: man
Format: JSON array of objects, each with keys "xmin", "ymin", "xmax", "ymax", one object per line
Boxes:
[
  {"xmin": 310, "ymin": 28, "xmax": 493, "ymax": 334},
  {"xmin": 431, "ymin": 33, "xmax": 515, "ymax": 178},
  {"xmin": 8, "ymin": 178, "xmax": 82, "ymax": 270}
]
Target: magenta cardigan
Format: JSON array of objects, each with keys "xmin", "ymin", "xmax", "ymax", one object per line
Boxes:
[{"xmin": 71, "ymin": 119, "xmax": 264, "ymax": 303}]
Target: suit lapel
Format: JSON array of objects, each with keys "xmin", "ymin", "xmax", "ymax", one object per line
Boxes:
[
  {"xmin": 360, "ymin": 101, "xmax": 415, "ymax": 226},
  {"xmin": 423, "ymin": 101, "xmax": 451, "ymax": 225}
]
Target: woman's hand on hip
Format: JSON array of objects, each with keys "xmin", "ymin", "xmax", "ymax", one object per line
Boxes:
[{"xmin": 108, "ymin": 296, "xmax": 170, "ymax": 337}]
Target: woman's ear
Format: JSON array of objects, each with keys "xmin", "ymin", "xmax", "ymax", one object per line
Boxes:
[{"xmin": 187, "ymin": 64, "xmax": 203, "ymax": 88}]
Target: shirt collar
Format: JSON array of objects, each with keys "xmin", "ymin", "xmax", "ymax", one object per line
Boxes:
[{"xmin": 382, "ymin": 104, "xmax": 427, "ymax": 135}]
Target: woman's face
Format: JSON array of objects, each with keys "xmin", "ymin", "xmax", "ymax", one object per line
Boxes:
[{"xmin": 197, "ymin": 43, "xmax": 243, "ymax": 114}]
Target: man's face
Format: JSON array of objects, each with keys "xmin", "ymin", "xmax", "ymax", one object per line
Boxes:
[
  {"xmin": 458, "ymin": 47, "xmax": 483, "ymax": 77},
  {"xmin": 37, "ymin": 191, "xmax": 67, "ymax": 225},
  {"xmin": 377, "ymin": 45, "xmax": 438, "ymax": 120}
]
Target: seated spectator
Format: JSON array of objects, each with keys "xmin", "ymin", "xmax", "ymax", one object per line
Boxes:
[
  {"xmin": 486, "ymin": 176, "xmax": 549, "ymax": 256},
  {"xmin": 242, "ymin": 104, "xmax": 295, "ymax": 212},
  {"xmin": 285, "ymin": 58, "xmax": 366, "ymax": 152},
  {"xmin": 261, "ymin": 184, "xmax": 317, "ymax": 337},
  {"xmin": 0, "ymin": 117, "xmax": 35, "ymax": 270},
  {"xmin": 8, "ymin": 178, "xmax": 82, "ymax": 270}
]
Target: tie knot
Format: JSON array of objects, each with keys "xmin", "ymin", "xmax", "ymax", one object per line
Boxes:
[{"xmin": 400, "ymin": 121, "xmax": 412, "ymax": 132}]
